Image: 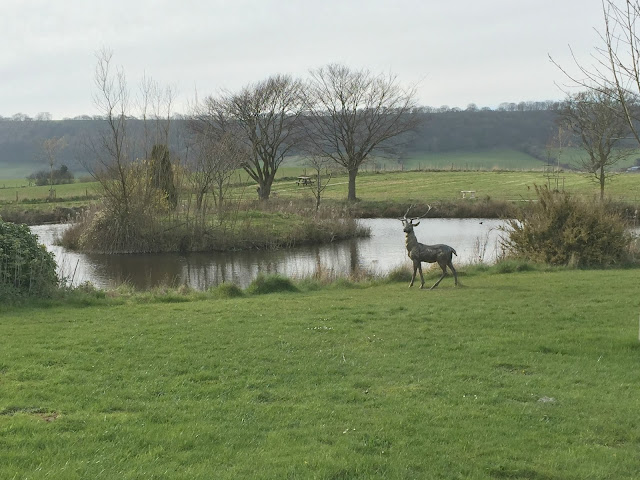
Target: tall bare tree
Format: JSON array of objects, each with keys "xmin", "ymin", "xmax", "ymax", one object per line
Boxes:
[
  {"xmin": 559, "ymin": 88, "xmax": 633, "ymax": 198},
  {"xmin": 189, "ymin": 130, "xmax": 246, "ymax": 211},
  {"xmin": 82, "ymin": 48, "xmax": 178, "ymax": 252},
  {"xmin": 552, "ymin": 0, "xmax": 640, "ymax": 145},
  {"xmin": 41, "ymin": 136, "xmax": 67, "ymax": 196},
  {"xmin": 304, "ymin": 64, "xmax": 421, "ymax": 201},
  {"xmin": 198, "ymin": 74, "xmax": 305, "ymax": 200},
  {"xmin": 90, "ymin": 48, "xmax": 135, "ymax": 219},
  {"xmin": 139, "ymin": 74, "xmax": 175, "ymax": 158}
]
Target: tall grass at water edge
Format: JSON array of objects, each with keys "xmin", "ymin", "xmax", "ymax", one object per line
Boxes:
[{"xmin": 59, "ymin": 200, "xmax": 369, "ymax": 254}]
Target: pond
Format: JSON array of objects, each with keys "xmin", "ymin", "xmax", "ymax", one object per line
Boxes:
[{"xmin": 32, "ymin": 218, "xmax": 508, "ymax": 290}]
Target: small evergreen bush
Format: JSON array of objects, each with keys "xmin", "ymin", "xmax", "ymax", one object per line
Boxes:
[
  {"xmin": 503, "ymin": 186, "xmax": 632, "ymax": 267},
  {"xmin": 0, "ymin": 219, "xmax": 58, "ymax": 297}
]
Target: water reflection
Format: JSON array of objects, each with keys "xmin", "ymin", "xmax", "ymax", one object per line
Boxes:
[{"xmin": 31, "ymin": 218, "xmax": 507, "ymax": 290}]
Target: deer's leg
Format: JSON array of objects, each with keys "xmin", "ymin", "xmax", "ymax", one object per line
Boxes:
[
  {"xmin": 430, "ymin": 262, "xmax": 447, "ymax": 290},
  {"xmin": 448, "ymin": 261, "xmax": 458, "ymax": 286},
  {"xmin": 418, "ymin": 263, "xmax": 425, "ymax": 289},
  {"xmin": 409, "ymin": 261, "xmax": 418, "ymax": 287}
]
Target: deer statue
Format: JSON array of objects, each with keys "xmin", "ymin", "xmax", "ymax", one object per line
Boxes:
[{"xmin": 401, "ymin": 206, "xmax": 458, "ymax": 290}]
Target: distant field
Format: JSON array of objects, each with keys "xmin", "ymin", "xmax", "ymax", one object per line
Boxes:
[
  {"xmin": 269, "ymin": 170, "xmax": 640, "ymax": 204},
  {"xmin": 398, "ymin": 149, "xmax": 546, "ymax": 171},
  {"xmin": 0, "ymin": 181, "xmax": 99, "ymax": 204},
  {"xmin": 282, "ymin": 148, "xmax": 547, "ymax": 173},
  {"xmin": 2, "ymin": 170, "xmax": 640, "ymax": 213}
]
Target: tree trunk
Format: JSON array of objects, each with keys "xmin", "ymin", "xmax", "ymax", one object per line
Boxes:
[
  {"xmin": 347, "ymin": 168, "xmax": 358, "ymax": 202},
  {"xmin": 257, "ymin": 181, "xmax": 272, "ymax": 200},
  {"xmin": 599, "ymin": 166, "xmax": 605, "ymax": 200}
]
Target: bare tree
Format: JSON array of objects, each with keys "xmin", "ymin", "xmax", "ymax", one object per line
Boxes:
[
  {"xmin": 559, "ymin": 89, "xmax": 633, "ymax": 199},
  {"xmin": 88, "ymin": 48, "xmax": 142, "ymax": 222},
  {"xmin": 81, "ymin": 48, "xmax": 178, "ymax": 252},
  {"xmin": 41, "ymin": 136, "xmax": 67, "ymax": 196},
  {"xmin": 305, "ymin": 155, "xmax": 334, "ymax": 212},
  {"xmin": 199, "ymin": 74, "xmax": 305, "ymax": 200},
  {"xmin": 189, "ymin": 130, "xmax": 246, "ymax": 211},
  {"xmin": 304, "ymin": 64, "xmax": 421, "ymax": 201},
  {"xmin": 139, "ymin": 73, "xmax": 175, "ymax": 159},
  {"xmin": 551, "ymin": 0, "xmax": 640, "ymax": 145},
  {"xmin": 35, "ymin": 112, "xmax": 52, "ymax": 121}
]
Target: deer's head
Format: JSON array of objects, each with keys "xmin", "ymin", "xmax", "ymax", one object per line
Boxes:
[
  {"xmin": 402, "ymin": 218, "xmax": 419, "ymax": 234},
  {"xmin": 401, "ymin": 204, "xmax": 430, "ymax": 234}
]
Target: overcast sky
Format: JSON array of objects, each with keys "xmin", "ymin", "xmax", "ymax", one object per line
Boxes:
[{"xmin": 1, "ymin": 0, "xmax": 605, "ymax": 119}]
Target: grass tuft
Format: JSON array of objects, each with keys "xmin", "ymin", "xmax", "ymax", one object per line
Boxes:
[
  {"xmin": 246, "ymin": 273, "xmax": 299, "ymax": 295},
  {"xmin": 385, "ymin": 265, "xmax": 413, "ymax": 283},
  {"xmin": 491, "ymin": 258, "xmax": 537, "ymax": 274},
  {"xmin": 211, "ymin": 282, "xmax": 244, "ymax": 298}
]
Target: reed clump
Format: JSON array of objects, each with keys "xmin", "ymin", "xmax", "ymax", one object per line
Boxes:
[{"xmin": 60, "ymin": 200, "xmax": 369, "ymax": 254}]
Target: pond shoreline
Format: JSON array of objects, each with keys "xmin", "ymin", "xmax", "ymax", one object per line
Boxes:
[
  {"xmin": 32, "ymin": 218, "xmax": 509, "ymax": 290},
  {"xmin": 3, "ymin": 198, "xmax": 521, "ymax": 227}
]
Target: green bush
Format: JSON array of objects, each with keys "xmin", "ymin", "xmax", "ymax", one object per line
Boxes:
[
  {"xmin": 0, "ymin": 219, "xmax": 58, "ymax": 297},
  {"xmin": 503, "ymin": 186, "xmax": 633, "ymax": 267},
  {"xmin": 246, "ymin": 274, "xmax": 298, "ymax": 295},
  {"xmin": 211, "ymin": 282, "xmax": 244, "ymax": 299}
]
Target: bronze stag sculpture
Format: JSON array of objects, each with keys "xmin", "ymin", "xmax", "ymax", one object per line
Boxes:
[{"xmin": 402, "ymin": 209, "xmax": 458, "ymax": 290}]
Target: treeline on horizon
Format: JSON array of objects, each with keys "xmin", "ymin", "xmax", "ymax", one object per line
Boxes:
[{"xmin": 0, "ymin": 101, "xmax": 564, "ymax": 176}]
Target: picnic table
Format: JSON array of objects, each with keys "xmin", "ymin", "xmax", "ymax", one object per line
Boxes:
[{"xmin": 297, "ymin": 176, "xmax": 315, "ymax": 186}]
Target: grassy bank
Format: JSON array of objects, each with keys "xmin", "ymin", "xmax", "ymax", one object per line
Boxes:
[{"xmin": 1, "ymin": 267, "xmax": 639, "ymax": 479}]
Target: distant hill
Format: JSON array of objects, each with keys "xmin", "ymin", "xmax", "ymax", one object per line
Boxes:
[{"xmin": 0, "ymin": 109, "xmax": 561, "ymax": 179}]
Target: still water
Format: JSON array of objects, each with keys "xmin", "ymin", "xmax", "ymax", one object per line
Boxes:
[{"xmin": 32, "ymin": 218, "xmax": 507, "ymax": 290}]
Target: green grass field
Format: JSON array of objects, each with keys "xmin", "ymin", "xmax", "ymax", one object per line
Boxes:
[
  {"xmin": 0, "ymin": 180, "xmax": 99, "ymax": 204},
  {"xmin": 1, "ymin": 268, "xmax": 639, "ymax": 479},
  {"xmin": 269, "ymin": 170, "xmax": 640, "ymax": 204},
  {"xmin": 2, "ymin": 167, "xmax": 640, "ymax": 221}
]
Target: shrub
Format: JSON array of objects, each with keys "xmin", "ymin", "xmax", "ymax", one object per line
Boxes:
[
  {"xmin": 0, "ymin": 219, "xmax": 59, "ymax": 297},
  {"xmin": 503, "ymin": 186, "xmax": 633, "ymax": 267},
  {"xmin": 386, "ymin": 265, "xmax": 413, "ymax": 283},
  {"xmin": 246, "ymin": 274, "xmax": 298, "ymax": 295},
  {"xmin": 211, "ymin": 282, "xmax": 244, "ymax": 299}
]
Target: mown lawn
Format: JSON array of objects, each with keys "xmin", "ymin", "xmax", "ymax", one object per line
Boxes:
[{"xmin": 1, "ymin": 268, "xmax": 639, "ymax": 479}]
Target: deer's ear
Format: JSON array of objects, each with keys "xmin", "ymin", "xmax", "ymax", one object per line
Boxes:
[{"xmin": 413, "ymin": 221, "xmax": 420, "ymax": 227}]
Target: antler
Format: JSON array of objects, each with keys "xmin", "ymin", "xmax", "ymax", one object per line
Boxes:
[
  {"xmin": 418, "ymin": 204, "xmax": 432, "ymax": 219},
  {"xmin": 401, "ymin": 204, "xmax": 432, "ymax": 223},
  {"xmin": 400, "ymin": 204, "xmax": 414, "ymax": 222}
]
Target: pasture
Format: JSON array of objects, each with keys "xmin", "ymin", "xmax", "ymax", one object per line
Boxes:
[
  {"xmin": 3, "ymin": 169, "xmax": 640, "ymax": 208},
  {"xmin": 1, "ymin": 267, "xmax": 639, "ymax": 479}
]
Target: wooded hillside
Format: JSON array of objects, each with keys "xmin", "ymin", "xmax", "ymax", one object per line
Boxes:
[{"xmin": 0, "ymin": 108, "xmax": 560, "ymax": 179}]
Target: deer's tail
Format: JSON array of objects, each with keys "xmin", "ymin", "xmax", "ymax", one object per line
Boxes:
[{"xmin": 452, "ymin": 248, "xmax": 457, "ymax": 257}]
